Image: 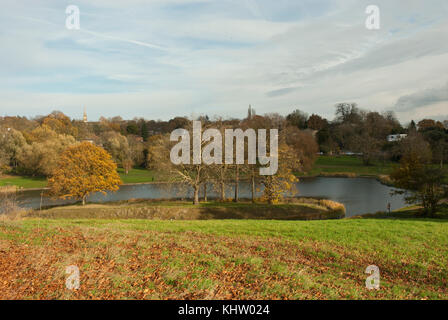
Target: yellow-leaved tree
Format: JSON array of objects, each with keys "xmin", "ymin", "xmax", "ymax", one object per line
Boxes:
[{"xmin": 48, "ymin": 142, "xmax": 122, "ymax": 205}]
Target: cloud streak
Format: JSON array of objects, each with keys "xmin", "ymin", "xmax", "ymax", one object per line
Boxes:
[
  {"xmin": 395, "ymin": 82, "xmax": 448, "ymax": 112},
  {"xmin": 1, "ymin": 0, "xmax": 447, "ymax": 123}
]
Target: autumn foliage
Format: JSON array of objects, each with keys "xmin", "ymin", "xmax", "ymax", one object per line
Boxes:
[{"xmin": 48, "ymin": 142, "xmax": 122, "ymax": 205}]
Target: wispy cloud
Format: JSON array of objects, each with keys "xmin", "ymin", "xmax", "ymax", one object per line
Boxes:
[
  {"xmin": 395, "ymin": 82, "xmax": 448, "ymax": 112},
  {"xmin": 1, "ymin": 0, "xmax": 448, "ymax": 122},
  {"xmin": 15, "ymin": 15, "xmax": 167, "ymax": 51}
]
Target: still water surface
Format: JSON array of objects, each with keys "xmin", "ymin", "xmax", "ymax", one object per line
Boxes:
[{"xmin": 17, "ymin": 177, "xmax": 407, "ymax": 217}]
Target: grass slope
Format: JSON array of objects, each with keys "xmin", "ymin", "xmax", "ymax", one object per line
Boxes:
[
  {"xmin": 0, "ymin": 168, "xmax": 156, "ymax": 189},
  {"xmin": 0, "ymin": 215, "xmax": 447, "ymax": 299},
  {"xmin": 117, "ymin": 168, "xmax": 156, "ymax": 184},
  {"xmin": 0, "ymin": 176, "xmax": 47, "ymax": 189},
  {"xmin": 26, "ymin": 200, "xmax": 344, "ymax": 220},
  {"xmin": 303, "ymin": 155, "xmax": 395, "ymax": 177}
]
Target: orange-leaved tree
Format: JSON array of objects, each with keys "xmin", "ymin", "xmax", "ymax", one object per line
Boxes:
[{"xmin": 48, "ymin": 142, "xmax": 122, "ymax": 205}]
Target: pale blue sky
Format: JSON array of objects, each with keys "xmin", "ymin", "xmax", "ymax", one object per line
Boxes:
[{"xmin": 1, "ymin": 0, "xmax": 447, "ymax": 122}]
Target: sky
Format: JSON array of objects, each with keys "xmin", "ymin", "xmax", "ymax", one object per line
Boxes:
[{"xmin": 0, "ymin": 0, "xmax": 447, "ymax": 123}]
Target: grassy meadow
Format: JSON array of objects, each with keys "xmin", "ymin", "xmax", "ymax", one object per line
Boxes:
[
  {"xmin": 1, "ymin": 212, "xmax": 447, "ymax": 299},
  {"xmin": 23, "ymin": 199, "xmax": 345, "ymax": 220},
  {"xmin": 0, "ymin": 168, "xmax": 156, "ymax": 189},
  {"xmin": 0, "ymin": 175, "xmax": 47, "ymax": 189},
  {"xmin": 1, "ymin": 155, "xmax": 446, "ymax": 300},
  {"xmin": 303, "ymin": 155, "xmax": 395, "ymax": 177}
]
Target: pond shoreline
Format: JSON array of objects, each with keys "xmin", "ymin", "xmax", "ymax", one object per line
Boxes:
[
  {"xmin": 302, "ymin": 172, "xmax": 395, "ymax": 186},
  {"xmin": 26, "ymin": 198, "xmax": 346, "ymax": 221},
  {"xmin": 14, "ymin": 177, "xmax": 407, "ymax": 217}
]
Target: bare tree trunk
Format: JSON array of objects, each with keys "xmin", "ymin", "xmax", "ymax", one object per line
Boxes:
[
  {"xmin": 219, "ymin": 165, "xmax": 226, "ymax": 201},
  {"xmin": 234, "ymin": 165, "xmax": 239, "ymax": 202},
  {"xmin": 220, "ymin": 181, "xmax": 225, "ymax": 200},
  {"xmin": 193, "ymin": 185, "xmax": 199, "ymax": 205},
  {"xmin": 251, "ymin": 168, "xmax": 255, "ymax": 203},
  {"xmin": 82, "ymin": 195, "xmax": 86, "ymax": 206},
  {"xmin": 203, "ymin": 183, "xmax": 207, "ymax": 202}
]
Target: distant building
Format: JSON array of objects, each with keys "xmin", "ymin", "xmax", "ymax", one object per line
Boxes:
[
  {"xmin": 81, "ymin": 138, "xmax": 95, "ymax": 144},
  {"xmin": 247, "ymin": 105, "xmax": 256, "ymax": 120},
  {"xmin": 341, "ymin": 151, "xmax": 362, "ymax": 156},
  {"xmin": 83, "ymin": 107, "xmax": 88, "ymax": 123},
  {"xmin": 387, "ymin": 134, "xmax": 407, "ymax": 142}
]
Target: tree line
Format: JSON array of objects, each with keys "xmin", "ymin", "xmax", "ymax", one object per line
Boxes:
[{"xmin": 1, "ymin": 105, "xmax": 447, "ymax": 211}]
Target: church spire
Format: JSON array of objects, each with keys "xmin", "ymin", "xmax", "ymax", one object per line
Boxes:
[
  {"xmin": 247, "ymin": 104, "xmax": 255, "ymax": 120},
  {"xmin": 83, "ymin": 107, "xmax": 87, "ymax": 123}
]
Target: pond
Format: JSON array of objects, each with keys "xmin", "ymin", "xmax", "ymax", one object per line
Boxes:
[{"xmin": 17, "ymin": 177, "xmax": 407, "ymax": 217}]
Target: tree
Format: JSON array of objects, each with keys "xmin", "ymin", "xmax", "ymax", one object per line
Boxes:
[
  {"xmin": 397, "ymin": 133, "xmax": 432, "ymax": 163},
  {"xmin": 260, "ymin": 141, "xmax": 299, "ymax": 204},
  {"xmin": 256, "ymin": 126, "xmax": 304, "ymax": 204},
  {"xmin": 101, "ymin": 131, "xmax": 133, "ymax": 174},
  {"xmin": 205, "ymin": 120, "xmax": 231, "ymax": 201},
  {"xmin": 307, "ymin": 114, "xmax": 327, "ymax": 131},
  {"xmin": 335, "ymin": 102, "xmax": 361, "ymax": 124},
  {"xmin": 421, "ymin": 128, "xmax": 448, "ymax": 168},
  {"xmin": 141, "ymin": 121, "xmax": 149, "ymax": 141},
  {"xmin": 17, "ymin": 133, "xmax": 76, "ymax": 176},
  {"xmin": 283, "ymin": 126, "xmax": 318, "ymax": 171},
  {"xmin": 126, "ymin": 122, "xmax": 139, "ymax": 135},
  {"xmin": 286, "ymin": 109, "xmax": 308, "ymax": 129},
  {"xmin": 149, "ymin": 125, "xmax": 209, "ymax": 205},
  {"xmin": 48, "ymin": 142, "xmax": 122, "ymax": 205},
  {"xmin": 408, "ymin": 120, "xmax": 417, "ymax": 133},
  {"xmin": 167, "ymin": 117, "xmax": 189, "ymax": 131},
  {"xmin": 349, "ymin": 111, "xmax": 397, "ymax": 165},
  {"xmin": 127, "ymin": 135, "xmax": 146, "ymax": 167},
  {"xmin": 391, "ymin": 151, "xmax": 447, "ymax": 216},
  {"xmin": 418, "ymin": 119, "xmax": 444, "ymax": 131},
  {"xmin": 98, "ymin": 116, "xmax": 123, "ymax": 133},
  {"xmin": 41, "ymin": 111, "xmax": 78, "ymax": 137},
  {"xmin": 316, "ymin": 126, "xmax": 338, "ymax": 154},
  {"xmin": 0, "ymin": 128, "xmax": 26, "ymax": 171}
]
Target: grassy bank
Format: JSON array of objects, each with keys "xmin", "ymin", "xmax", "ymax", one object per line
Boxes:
[
  {"xmin": 26, "ymin": 199, "xmax": 345, "ymax": 220},
  {"xmin": 0, "ymin": 175, "xmax": 47, "ymax": 189},
  {"xmin": 117, "ymin": 168, "xmax": 156, "ymax": 184},
  {"xmin": 0, "ymin": 213, "xmax": 447, "ymax": 299},
  {"xmin": 0, "ymin": 168, "xmax": 156, "ymax": 189},
  {"xmin": 302, "ymin": 155, "xmax": 395, "ymax": 178}
]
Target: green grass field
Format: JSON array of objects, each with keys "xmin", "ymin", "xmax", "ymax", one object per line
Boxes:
[
  {"xmin": 0, "ymin": 168, "xmax": 156, "ymax": 189},
  {"xmin": 1, "ymin": 213, "xmax": 447, "ymax": 299},
  {"xmin": 0, "ymin": 176, "xmax": 47, "ymax": 189},
  {"xmin": 117, "ymin": 168, "xmax": 156, "ymax": 184},
  {"xmin": 303, "ymin": 155, "xmax": 395, "ymax": 177},
  {"xmin": 25, "ymin": 199, "xmax": 345, "ymax": 221}
]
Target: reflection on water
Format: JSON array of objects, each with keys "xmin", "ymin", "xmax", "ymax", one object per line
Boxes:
[{"xmin": 18, "ymin": 177, "xmax": 407, "ymax": 217}]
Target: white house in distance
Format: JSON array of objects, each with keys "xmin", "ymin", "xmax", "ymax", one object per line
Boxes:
[{"xmin": 387, "ymin": 134, "xmax": 408, "ymax": 142}]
